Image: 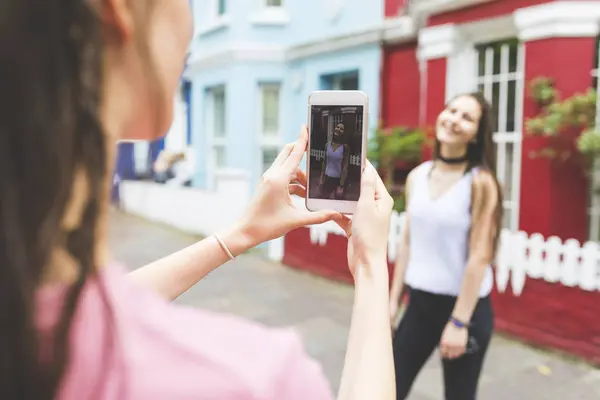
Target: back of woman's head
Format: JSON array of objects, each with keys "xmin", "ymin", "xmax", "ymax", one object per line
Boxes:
[{"xmin": 0, "ymin": 1, "xmax": 192, "ymax": 398}]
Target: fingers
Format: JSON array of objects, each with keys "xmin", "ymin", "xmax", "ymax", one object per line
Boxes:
[
  {"xmin": 296, "ymin": 209, "xmax": 343, "ymax": 228},
  {"xmin": 291, "ymin": 168, "xmax": 307, "ymax": 188},
  {"xmin": 281, "ymin": 125, "xmax": 309, "ymax": 174},
  {"xmin": 266, "ymin": 143, "xmax": 295, "ymax": 173},
  {"xmin": 440, "ymin": 344, "xmax": 465, "ymax": 359},
  {"xmin": 289, "ymin": 183, "xmax": 306, "ymax": 198},
  {"xmin": 335, "ymin": 215, "xmax": 352, "ymax": 238}
]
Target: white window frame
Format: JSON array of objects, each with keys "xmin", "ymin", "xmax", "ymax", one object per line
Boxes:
[
  {"xmin": 258, "ymin": 83, "xmax": 282, "ymax": 175},
  {"xmin": 475, "ymin": 39, "xmax": 525, "ymax": 232},
  {"xmin": 588, "ymin": 38, "xmax": 600, "ymax": 241},
  {"xmin": 205, "ymin": 86, "xmax": 227, "ymax": 188}
]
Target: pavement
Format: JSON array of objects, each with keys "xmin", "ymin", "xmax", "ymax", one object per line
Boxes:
[{"xmin": 108, "ymin": 209, "xmax": 600, "ymax": 400}]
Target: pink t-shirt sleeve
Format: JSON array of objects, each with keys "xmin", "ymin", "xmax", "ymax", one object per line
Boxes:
[{"xmin": 271, "ymin": 331, "xmax": 335, "ymax": 400}]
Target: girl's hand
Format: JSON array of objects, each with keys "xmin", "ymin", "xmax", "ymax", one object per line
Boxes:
[
  {"xmin": 440, "ymin": 322, "xmax": 468, "ymax": 359},
  {"xmin": 339, "ymin": 162, "xmax": 394, "ymax": 278},
  {"xmin": 237, "ymin": 126, "xmax": 343, "ymax": 246}
]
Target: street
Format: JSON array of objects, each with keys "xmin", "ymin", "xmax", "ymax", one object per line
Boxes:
[{"xmin": 109, "ymin": 209, "xmax": 600, "ymax": 399}]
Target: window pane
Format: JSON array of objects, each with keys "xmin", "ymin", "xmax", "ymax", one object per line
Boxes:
[
  {"xmin": 218, "ymin": 0, "xmax": 226, "ymax": 15},
  {"xmin": 262, "ymin": 86, "xmax": 279, "ymax": 136},
  {"xmin": 266, "ymin": 0, "xmax": 282, "ymax": 6},
  {"xmin": 262, "ymin": 148, "xmax": 279, "ymax": 172},
  {"xmin": 214, "ymin": 146, "xmax": 226, "ymax": 168},
  {"xmin": 503, "ymin": 142, "xmax": 514, "ymax": 202},
  {"xmin": 503, "ymin": 208, "xmax": 512, "ymax": 230},
  {"xmin": 213, "ymin": 89, "xmax": 225, "ymax": 138},
  {"xmin": 491, "ymin": 82, "xmax": 500, "ymax": 132},
  {"xmin": 507, "ymin": 80, "xmax": 516, "ymax": 132}
]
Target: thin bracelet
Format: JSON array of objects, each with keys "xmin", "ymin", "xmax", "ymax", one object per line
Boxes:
[{"xmin": 214, "ymin": 233, "xmax": 235, "ymax": 260}]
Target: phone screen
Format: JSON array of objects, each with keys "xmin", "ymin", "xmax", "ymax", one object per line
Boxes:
[{"xmin": 308, "ymin": 105, "xmax": 364, "ymax": 202}]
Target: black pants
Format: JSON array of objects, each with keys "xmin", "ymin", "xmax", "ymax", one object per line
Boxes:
[
  {"xmin": 320, "ymin": 175, "xmax": 342, "ymax": 199},
  {"xmin": 393, "ymin": 288, "xmax": 494, "ymax": 400}
]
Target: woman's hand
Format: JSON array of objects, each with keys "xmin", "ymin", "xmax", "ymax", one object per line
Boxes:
[
  {"xmin": 341, "ymin": 162, "xmax": 394, "ymax": 278},
  {"xmin": 440, "ymin": 322, "xmax": 468, "ymax": 359},
  {"xmin": 335, "ymin": 185, "xmax": 344, "ymax": 198},
  {"xmin": 236, "ymin": 125, "xmax": 343, "ymax": 247}
]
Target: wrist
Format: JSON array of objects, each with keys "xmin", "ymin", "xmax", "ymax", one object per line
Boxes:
[
  {"xmin": 219, "ymin": 222, "xmax": 257, "ymax": 258},
  {"xmin": 448, "ymin": 315, "xmax": 470, "ymax": 329}
]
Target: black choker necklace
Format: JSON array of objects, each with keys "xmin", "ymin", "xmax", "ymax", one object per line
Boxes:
[{"xmin": 438, "ymin": 154, "xmax": 468, "ymax": 164}]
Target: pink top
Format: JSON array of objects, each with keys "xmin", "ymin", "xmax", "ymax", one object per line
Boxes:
[{"xmin": 36, "ymin": 264, "xmax": 334, "ymax": 399}]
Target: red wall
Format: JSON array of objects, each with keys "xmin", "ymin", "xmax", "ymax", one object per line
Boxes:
[
  {"xmin": 384, "ymin": 0, "xmax": 410, "ymax": 18},
  {"xmin": 428, "ymin": 0, "xmax": 554, "ymax": 26},
  {"xmin": 519, "ymin": 37, "xmax": 595, "ymax": 242},
  {"xmin": 381, "ymin": 43, "xmax": 421, "ymax": 128}
]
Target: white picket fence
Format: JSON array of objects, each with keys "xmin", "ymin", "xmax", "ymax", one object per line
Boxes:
[
  {"xmin": 308, "ymin": 149, "xmax": 361, "ymax": 166},
  {"xmin": 304, "ymin": 212, "xmax": 600, "ymax": 296}
]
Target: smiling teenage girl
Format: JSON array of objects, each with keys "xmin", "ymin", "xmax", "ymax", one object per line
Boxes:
[{"xmin": 389, "ymin": 93, "xmax": 503, "ymax": 400}]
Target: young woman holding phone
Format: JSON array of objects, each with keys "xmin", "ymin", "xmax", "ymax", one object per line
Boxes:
[
  {"xmin": 389, "ymin": 92, "xmax": 503, "ymax": 400},
  {"xmin": 0, "ymin": 1, "xmax": 395, "ymax": 399}
]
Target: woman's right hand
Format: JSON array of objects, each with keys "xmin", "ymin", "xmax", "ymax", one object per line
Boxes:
[{"xmin": 339, "ymin": 162, "xmax": 393, "ymax": 278}]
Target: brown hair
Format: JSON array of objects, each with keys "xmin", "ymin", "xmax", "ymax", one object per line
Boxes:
[
  {"xmin": 0, "ymin": 1, "xmax": 155, "ymax": 398},
  {"xmin": 433, "ymin": 92, "xmax": 504, "ymax": 256}
]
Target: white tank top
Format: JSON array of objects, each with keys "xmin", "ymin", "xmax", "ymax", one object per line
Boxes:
[
  {"xmin": 404, "ymin": 161, "xmax": 494, "ymax": 298},
  {"xmin": 325, "ymin": 143, "xmax": 344, "ymax": 178}
]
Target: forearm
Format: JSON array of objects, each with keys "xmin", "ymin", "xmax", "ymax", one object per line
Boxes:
[
  {"xmin": 340, "ymin": 166, "xmax": 348, "ymax": 186},
  {"xmin": 338, "ymin": 259, "xmax": 395, "ymax": 400},
  {"xmin": 129, "ymin": 223, "xmax": 255, "ymax": 301},
  {"xmin": 451, "ymin": 260, "xmax": 487, "ymax": 323}
]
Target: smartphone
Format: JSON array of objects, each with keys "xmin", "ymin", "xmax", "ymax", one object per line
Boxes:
[{"xmin": 305, "ymin": 90, "xmax": 368, "ymax": 215}]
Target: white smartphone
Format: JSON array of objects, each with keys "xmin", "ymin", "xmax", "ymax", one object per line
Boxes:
[{"xmin": 305, "ymin": 90, "xmax": 368, "ymax": 215}]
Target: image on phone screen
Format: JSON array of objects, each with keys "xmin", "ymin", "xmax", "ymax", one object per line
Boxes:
[{"xmin": 308, "ymin": 105, "xmax": 364, "ymax": 202}]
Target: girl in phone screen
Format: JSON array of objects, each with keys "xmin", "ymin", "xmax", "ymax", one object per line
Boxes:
[{"xmin": 319, "ymin": 122, "xmax": 350, "ymax": 199}]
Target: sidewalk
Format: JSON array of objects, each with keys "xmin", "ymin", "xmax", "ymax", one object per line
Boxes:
[{"xmin": 109, "ymin": 210, "xmax": 600, "ymax": 399}]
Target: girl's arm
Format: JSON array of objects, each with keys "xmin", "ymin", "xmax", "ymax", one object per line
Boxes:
[
  {"xmin": 128, "ymin": 223, "xmax": 255, "ymax": 301},
  {"xmin": 450, "ymin": 170, "xmax": 500, "ymax": 324},
  {"xmin": 340, "ymin": 144, "xmax": 350, "ymax": 187}
]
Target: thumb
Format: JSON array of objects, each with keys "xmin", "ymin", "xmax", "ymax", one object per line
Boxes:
[
  {"xmin": 297, "ymin": 209, "xmax": 342, "ymax": 227},
  {"xmin": 359, "ymin": 163, "xmax": 377, "ymax": 200}
]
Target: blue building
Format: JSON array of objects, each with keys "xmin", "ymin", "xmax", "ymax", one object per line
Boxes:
[{"xmin": 184, "ymin": 0, "xmax": 384, "ymax": 190}]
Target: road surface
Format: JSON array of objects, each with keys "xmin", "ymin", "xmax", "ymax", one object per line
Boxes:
[{"xmin": 108, "ymin": 209, "xmax": 600, "ymax": 399}]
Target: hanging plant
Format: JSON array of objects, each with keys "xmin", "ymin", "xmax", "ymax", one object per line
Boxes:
[{"xmin": 525, "ymin": 76, "xmax": 597, "ymax": 164}]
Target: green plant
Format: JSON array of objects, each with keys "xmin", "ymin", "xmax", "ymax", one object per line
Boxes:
[
  {"xmin": 367, "ymin": 125, "xmax": 426, "ymax": 189},
  {"xmin": 367, "ymin": 125, "xmax": 425, "ymax": 214},
  {"xmin": 525, "ymin": 76, "xmax": 597, "ymax": 163}
]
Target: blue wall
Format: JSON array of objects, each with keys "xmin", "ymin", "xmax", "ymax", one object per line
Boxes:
[{"xmin": 186, "ymin": 0, "xmax": 384, "ymax": 191}]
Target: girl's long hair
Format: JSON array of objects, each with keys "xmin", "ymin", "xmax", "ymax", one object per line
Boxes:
[
  {"xmin": 0, "ymin": 2, "xmax": 112, "ymax": 398},
  {"xmin": 433, "ymin": 92, "xmax": 504, "ymax": 256}
]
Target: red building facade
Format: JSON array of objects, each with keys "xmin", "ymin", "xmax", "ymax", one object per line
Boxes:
[{"xmin": 278, "ymin": 0, "xmax": 600, "ymax": 364}]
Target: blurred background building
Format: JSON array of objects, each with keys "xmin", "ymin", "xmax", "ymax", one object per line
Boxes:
[{"xmin": 114, "ymin": 0, "xmax": 600, "ymax": 365}]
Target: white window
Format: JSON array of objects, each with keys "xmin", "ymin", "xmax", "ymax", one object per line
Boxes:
[
  {"xmin": 205, "ymin": 86, "xmax": 226, "ymax": 182},
  {"xmin": 259, "ymin": 83, "xmax": 281, "ymax": 173},
  {"xmin": 476, "ymin": 39, "xmax": 524, "ymax": 232},
  {"xmin": 588, "ymin": 37, "xmax": 600, "ymax": 241}
]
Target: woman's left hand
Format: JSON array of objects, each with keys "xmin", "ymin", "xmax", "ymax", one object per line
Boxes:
[
  {"xmin": 236, "ymin": 125, "xmax": 344, "ymax": 247},
  {"xmin": 440, "ymin": 322, "xmax": 468, "ymax": 359},
  {"xmin": 335, "ymin": 186, "xmax": 344, "ymax": 198}
]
